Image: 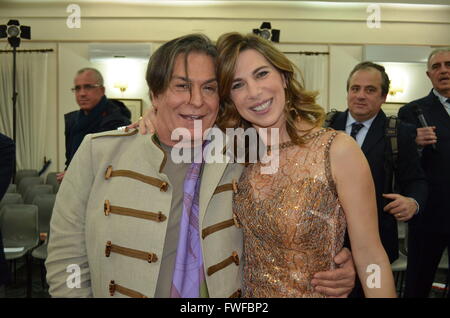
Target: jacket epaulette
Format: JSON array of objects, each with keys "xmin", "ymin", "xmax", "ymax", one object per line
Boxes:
[{"xmin": 92, "ymin": 128, "xmax": 139, "ymax": 139}]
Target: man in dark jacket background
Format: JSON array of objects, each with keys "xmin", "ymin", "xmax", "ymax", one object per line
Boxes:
[
  {"xmin": 57, "ymin": 68, "xmax": 131, "ymax": 182},
  {"xmin": 328, "ymin": 62, "xmax": 428, "ymax": 297},
  {"xmin": 398, "ymin": 48, "xmax": 450, "ymax": 298}
]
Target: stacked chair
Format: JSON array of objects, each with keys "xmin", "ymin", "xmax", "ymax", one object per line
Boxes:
[
  {"xmin": 0, "ymin": 193, "xmax": 23, "ymax": 210},
  {"xmin": 392, "ymin": 221, "xmax": 449, "ymax": 298},
  {"xmin": 18, "ymin": 177, "xmax": 43, "ymax": 197},
  {"xmin": 31, "ymin": 194, "xmax": 56, "ymax": 289},
  {"xmin": 45, "ymin": 172, "xmax": 60, "ymax": 194},
  {"xmin": 6, "ymin": 184, "xmax": 17, "ymax": 193},
  {"xmin": 0, "ymin": 169, "xmax": 58, "ymax": 297},
  {"xmin": 0, "ymin": 204, "xmax": 39, "ymax": 298},
  {"xmin": 391, "ymin": 221, "xmax": 408, "ymax": 297},
  {"xmin": 23, "ymin": 185, "xmax": 53, "ymax": 204},
  {"xmin": 14, "ymin": 170, "xmax": 38, "ymax": 187},
  {"xmin": 438, "ymin": 248, "xmax": 449, "ymax": 297}
]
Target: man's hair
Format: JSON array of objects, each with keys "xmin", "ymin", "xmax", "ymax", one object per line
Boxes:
[
  {"xmin": 427, "ymin": 47, "xmax": 450, "ymax": 70},
  {"xmin": 146, "ymin": 33, "xmax": 217, "ymax": 99},
  {"xmin": 76, "ymin": 67, "xmax": 104, "ymax": 86},
  {"xmin": 346, "ymin": 61, "xmax": 390, "ymax": 97}
]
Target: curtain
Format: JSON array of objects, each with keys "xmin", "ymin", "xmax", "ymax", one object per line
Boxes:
[
  {"xmin": 0, "ymin": 52, "xmax": 49, "ymax": 170},
  {"xmin": 287, "ymin": 53, "xmax": 329, "ymax": 111}
]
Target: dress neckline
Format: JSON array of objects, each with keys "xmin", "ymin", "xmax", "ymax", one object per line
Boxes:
[{"xmin": 276, "ymin": 128, "xmax": 329, "ymax": 150}]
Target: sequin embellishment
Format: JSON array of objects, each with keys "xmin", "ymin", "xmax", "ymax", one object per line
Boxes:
[{"xmin": 233, "ymin": 129, "xmax": 346, "ymax": 298}]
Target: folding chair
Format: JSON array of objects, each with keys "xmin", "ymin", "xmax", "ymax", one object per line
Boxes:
[
  {"xmin": 23, "ymin": 184, "xmax": 53, "ymax": 204},
  {"xmin": 18, "ymin": 177, "xmax": 43, "ymax": 197},
  {"xmin": 0, "ymin": 204, "xmax": 39, "ymax": 298}
]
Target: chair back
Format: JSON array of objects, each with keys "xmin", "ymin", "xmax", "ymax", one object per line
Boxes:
[
  {"xmin": 15, "ymin": 169, "xmax": 38, "ymax": 186},
  {"xmin": 45, "ymin": 172, "xmax": 60, "ymax": 193},
  {"xmin": 32, "ymin": 194, "xmax": 56, "ymax": 235},
  {"xmin": 0, "ymin": 204, "xmax": 39, "ymax": 250},
  {"xmin": 6, "ymin": 183, "xmax": 17, "ymax": 193},
  {"xmin": 24, "ymin": 184, "xmax": 53, "ymax": 204},
  {"xmin": 18, "ymin": 176, "xmax": 43, "ymax": 197},
  {"xmin": 0, "ymin": 193, "xmax": 23, "ymax": 211}
]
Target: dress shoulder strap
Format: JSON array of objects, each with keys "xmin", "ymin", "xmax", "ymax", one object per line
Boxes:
[{"xmin": 323, "ymin": 129, "xmax": 340, "ymax": 195}]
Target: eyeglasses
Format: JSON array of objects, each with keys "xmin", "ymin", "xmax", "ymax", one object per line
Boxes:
[{"xmin": 71, "ymin": 84, "xmax": 102, "ymax": 93}]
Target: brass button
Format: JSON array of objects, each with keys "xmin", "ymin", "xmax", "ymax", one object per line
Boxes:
[
  {"xmin": 160, "ymin": 182, "xmax": 168, "ymax": 192},
  {"xmin": 105, "ymin": 165, "xmax": 113, "ymax": 179},
  {"xmin": 109, "ymin": 280, "xmax": 116, "ymax": 296},
  {"xmin": 147, "ymin": 253, "xmax": 158, "ymax": 263},
  {"xmin": 157, "ymin": 212, "xmax": 167, "ymax": 222},
  {"xmin": 104, "ymin": 200, "xmax": 111, "ymax": 216},
  {"xmin": 232, "ymin": 213, "xmax": 240, "ymax": 228},
  {"xmin": 105, "ymin": 241, "xmax": 112, "ymax": 257},
  {"xmin": 231, "ymin": 251, "xmax": 239, "ymax": 266},
  {"xmin": 232, "ymin": 179, "xmax": 238, "ymax": 194}
]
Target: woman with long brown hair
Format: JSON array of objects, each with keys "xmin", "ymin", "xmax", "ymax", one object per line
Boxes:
[{"xmin": 215, "ymin": 32, "xmax": 396, "ymax": 298}]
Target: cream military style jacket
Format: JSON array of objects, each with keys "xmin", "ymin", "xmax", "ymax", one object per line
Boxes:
[{"xmin": 46, "ymin": 129, "xmax": 244, "ymax": 298}]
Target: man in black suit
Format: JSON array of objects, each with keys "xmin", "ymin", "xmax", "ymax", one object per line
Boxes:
[
  {"xmin": 398, "ymin": 48, "xmax": 450, "ymax": 298},
  {"xmin": 57, "ymin": 68, "xmax": 131, "ymax": 182},
  {"xmin": 0, "ymin": 133, "xmax": 15, "ymax": 297},
  {"xmin": 328, "ymin": 62, "xmax": 428, "ymax": 297}
]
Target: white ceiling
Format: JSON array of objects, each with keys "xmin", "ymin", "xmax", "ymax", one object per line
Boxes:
[
  {"xmin": 229, "ymin": 0, "xmax": 449, "ymax": 3},
  {"xmin": 3, "ymin": 0, "xmax": 450, "ymax": 4}
]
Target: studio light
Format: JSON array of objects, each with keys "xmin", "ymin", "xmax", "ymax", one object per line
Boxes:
[
  {"xmin": 0, "ymin": 19, "xmax": 32, "ymax": 180},
  {"xmin": 0, "ymin": 19, "xmax": 31, "ymax": 48},
  {"xmin": 252, "ymin": 22, "xmax": 280, "ymax": 43}
]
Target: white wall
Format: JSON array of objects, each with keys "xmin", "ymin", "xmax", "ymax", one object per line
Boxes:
[
  {"xmin": 0, "ymin": 41, "xmax": 58, "ymax": 176},
  {"xmin": 381, "ymin": 62, "xmax": 432, "ymax": 104},
  {"xmin": 329, "ymin": 45, "xmax": 364, "ymax": 110}
]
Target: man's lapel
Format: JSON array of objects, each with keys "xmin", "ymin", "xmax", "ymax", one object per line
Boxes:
[
  {"xmin": 333, "ymin": 110, "xmax": 348, "ymax": 131},
  {"xmin": 425, "ymin": 91, "xmax": 450, "ymax": 127},
  {"xmin": 198, "ymin": 161, "xmax": 228, "ymax": 227},
  {"xmin": 361, "ymin": 110, "xmax": 386, "ymax": 155},
  {"xmin": 198, "ymin": 132, "xmax": 231, "ymax": 229}
]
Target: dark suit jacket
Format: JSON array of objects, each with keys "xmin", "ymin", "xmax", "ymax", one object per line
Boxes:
[
  {"xmin": 64, "ymin": 96, "xmax": 131, "ymax": 169},
  {"xmin": 398, "ymin": 90, "xmax": 450, "ymax": 234},
  {"xmin": 330, "ymin": 110, "xmax": 428, "ymax": 262},
  {"xmin": 0, "ymin": 133, "xmax": 15, "ymax": 286}
]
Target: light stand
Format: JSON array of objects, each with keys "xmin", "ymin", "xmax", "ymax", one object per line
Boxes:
[{"xmin": 0, "ymin": 19, "xmax": 31, "ymax": 181}]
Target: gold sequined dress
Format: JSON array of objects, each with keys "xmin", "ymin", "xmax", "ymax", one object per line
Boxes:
[{"xmin": 233, "ymin": 128, "xmax": 346, "ymax": 298}]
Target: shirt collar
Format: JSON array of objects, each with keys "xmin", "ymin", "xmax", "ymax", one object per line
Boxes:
[
  {"xmin": 346, "ymin": 111, "xmax": 377, "ymax": 129},
  {"xmin": 433, "ymin": 89, "xmax": 450, "ymax": 107}
]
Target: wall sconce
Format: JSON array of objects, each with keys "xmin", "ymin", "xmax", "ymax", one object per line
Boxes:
[
  {"xmin": 385, "ymin": 66, "xmax": 406, "ymax": 97},
  {"xmin": 389, "ymin": 86, "xmax": 404, "ymax": 96},
  {"xmin": 388, "ymin": 79, "xmax": 404, "ymax": 96},
  {"xmin": 114, "ymin": 81, "xmax": 128, "ymax": 93}
]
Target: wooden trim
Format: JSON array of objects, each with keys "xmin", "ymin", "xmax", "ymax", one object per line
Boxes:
[
  {"xmin": 92, "ymin": 129, "xmax": 138, "ymax": 139},
  {"xmin": 104, "ymin": 200, "xmax": 166, "ymax": 222},
  {"xmin": 109, "ymin": 280, "xmax": 148, "ymax": 298},
  {"xmin": 105, "ymin": 241, "xmax": 158, "ymax": 263},
  {"xmin": 0, "ymin": 49, "xmax": 54, "ymax": 53},
  {"xmin": 104, "ymin": 165, "xmax": 168, "ymax": 192},
  {"xmin": 213, "ymin": 183, "xmax": 233, "ymax": 195},
  {"xmin": 202, "ymin": 219, "xmax": 235, "ymax": 239},
  {"xmin": 207, "ymin": 251, "xmax": 239, "ymax": 276},
  {"xmin": 213, "ymin": 180, "xmax": 238, "ymax": 195}
]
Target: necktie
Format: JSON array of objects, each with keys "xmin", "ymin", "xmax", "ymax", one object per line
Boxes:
[
  {"xmin": 350, "ymin": 122, "xmax": 364, "ymax": 140},
  {"xmin": 170, "ymin": 144, "xmax": 207, "ymax": 298}
]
